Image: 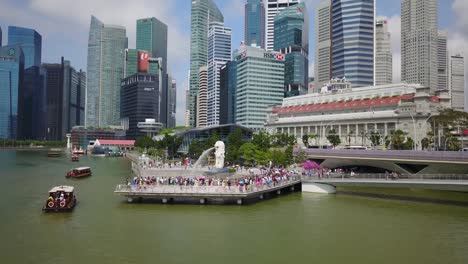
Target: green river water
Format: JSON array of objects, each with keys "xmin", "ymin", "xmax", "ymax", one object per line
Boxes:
[{"xmin": 1, "ymin": 150, "xmax": 468, "ymax": 264}]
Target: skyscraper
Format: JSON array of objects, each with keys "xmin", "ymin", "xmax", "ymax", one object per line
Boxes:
[
  {"xmin": 120, "ymin": 73, "xmax": 160, "ymax": 139},
  {"xmin": 331, "ymin": 0, "xmax": 374, "ymax": 88},
  {"xmin": 437, "ymin": 31, "xmax": 448, "ymax": 90},
  {"xmin": 189, "ymin": 0, "xmax": 223, "ymax": 127},
  {"xmin": 401, "ymin": 0, "xmax": 438, "ymax": 92},
  {"xmin": 234, "ymin": 45, "xmax": 285, "ymax": 130},
  {"xmin": 196, "ymin": 66, "xmax": 208, "ymax": 128},
  {"xmin": 41, "ymin": 57, "xmax": 85, "ymax": 140},
  {"xmin": 375, "ymin": 19, "xmax": 392, "ymax": 85},
  {"xmin": 8, "ymin": 26, "xmax": 42, "ymax": 139},
  {"xmin": 245, "ymin": 0, "xmax": 265, "ymax": 48},
  {"xmin": 449, "ymin": 54, "xmax": 465, "ymax": 111},
  {"xmin": 8, "ymin": 26, "xmax": 42, "ymax": 69},
  {"xmin": 220, "ymin": 61, "xmax": 238, "ymax": 125},
  {"xmin": 0, "ymin": 45, "xmax": 24, "ymax": 139},
  {"xmin": 167, "ymin": 77, "xmax": 177, "ymax": 128},
  {"xmin": 0, "ymin": 26, "xmax": 2, "ymax": 46},
  {"xmin": 274, "ymin": 2, "xmax": 309, "ymax": 97},
  {"xmin": 86, "ymin": 16, "xmax": 127, "ymax": 128},
  {"xmin": 314, "ymin": 0, "xmax": 331, "ymax": 90},
  {"xmin": 207, "ymin": 22, "xmax": 231, "ymax": 126},
  {"xmin": 136, "ymin": 17, "xmax": 169, "ymax": 127},
  {"xmin": 265, "ymin": 0, "xmax": 299, "ymax": 51}
]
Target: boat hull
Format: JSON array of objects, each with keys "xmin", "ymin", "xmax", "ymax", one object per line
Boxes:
[
  {"xmin": 42, "ymin": 198, "xmax": 77, "ymax": 212},
  {"xmin": 66, "ymin": 172, "xmax": 91, "ymax": 178}
]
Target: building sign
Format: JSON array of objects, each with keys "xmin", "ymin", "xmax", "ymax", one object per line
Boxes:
[
  {"xmin": 236, "ymin": 50, "xmax": 285, "ymax": 61},
  {"xmin": 138, "ymin": 51, "xmax": 150, "ymax": 73}
]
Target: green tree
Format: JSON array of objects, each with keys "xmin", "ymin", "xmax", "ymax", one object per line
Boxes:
[
  {"xmin": 204, "ymin": 133, "xmax": 220, "ymax": 150},
  {"xmin": 309, "ymin": 134, "xmax": 319, "ymax": 146},
  {"xmin": 390, "ymin": 130, "xmax": 407, "ymax": 150},
  {"xmin": 295, "ymin": 150, "xmax": 307, "ymax": 164},
  {"xmin": 267, "ymin": 149, "xmax": 287, "ymax": 167},
  {"xmin": 238, "ymin": 142, "xmax": 260, "ymax": 166},
  {"xmin": 272, "ymin": 133, "xmax": 296, "ymax": 148},
  {"xmin": 402, "ymin": 137, "xmax": 414, "ymax": 150},
  {"xmin": 326, "ymin": 129, "xmax": 341, "ymax": 148},
  {"xmin": 135, "ymin": 136, "xmax": 154, "ymax": 149},
  {"xmin": 421, "ymin": 137, "xmax": 430, "ymax": 150},
  {"xmin": 302, "ymin": 134, "xmax": 309, "ymax": 147},
  {"xmin": 252, "ymin": 131, "xmax": 272, "ymax": 152},
  {"xmin": 188, "ymin": 139, "xmax": 204, "ymax": 158},
  {"xmin": 226, "ymin": 129, "xmax": 245, "ymax": 164},
  {"xmin": 367, "ymin": 131, "xmax": 382, "ymax": 148}
]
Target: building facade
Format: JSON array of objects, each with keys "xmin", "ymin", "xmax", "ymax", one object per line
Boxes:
[
  {"xmin": 86, "ymin": 16, "xmax": 127, "ymax": 128},
  {"xmin": 437, "ymin": 31, "xmax": 448, "ymax": 90},
  {"xmin": 375, "ymin": 19, "xmax": 392, "ymax": 85},
  {"xmin": 401, "ymin": 0, "xmax": 438, "ymax": 92},
  {"xmin": 41, "ymin": 58, "xmax": 85, "ymax": 141},
  {"xmin": 189, "ymin": 0, "xmax": 224, "ymax": 127},
  {"xmin": 274, "ymin": 2, "xmax": 309, "ymax": 97},
  {"xmin": 266, "ymin": 84, "xmax": 443, "ymax": 150},
  {"xmin": 314, "ymin": 0, "xmax": 332, "ymax": 90},
  {"xmin": 71, "ymin": 126, "xmax": 126, "ymax": 150},
  {"xmin": 330, "ymin": 0, "xmax": 375, "ymax": 88},
  {"xmin": 196, "ymin": 66, "xmax": 208, "ymax": 128},
  {"xmin": 0, "ymin": 26, "xmax": 2, "ymax": 46},
  {"xmin": 207, "ymin": 22, "xmax": 231, "ymax": 126},
  {"xmin": 8, "ymin": 26, "xmax": 43, "ymax": 140},
  {"xmin": 8, "ymin": 26, "xmax": 42, "ymax": 69},
  {"xmin": 136, "ymin": 17, "xmax": 169, "ymax": 127},
  {"xmin": 234, "ymin": 45, "xmax": 285, "ymax": 131},
  {"xmin": 0, "ymin": 45, "xmax": 24, "ymax": 139},
  {"xmin": 449, "ymin": 54, "xmax": 465, "ymax": 112},
  {"xmin": 245, "ymin": 0, "xmax": 265, "ymax": 48},
  {"xmin": 219, "ymin": 61, "xmax": 238, "ymax": 125},
  {"xmin": 265, "ymin": 0, "xmax": 300, "ymax": 51},
  {"xmin": 120, "ymin": 73, "xmax": 160, "ymax": 140},
  {"xmin": 167, "ymin": 77, "xmax": 177, "ymax": 128}
]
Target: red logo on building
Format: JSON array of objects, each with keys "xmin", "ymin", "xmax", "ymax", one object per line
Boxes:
[
  {"xmin": 276, "ymin": 54, "xmax": 284, "ymax": 60},
  {"xmin": 138, "ymin": 51, "xmax": 150, "ymax": 73}
]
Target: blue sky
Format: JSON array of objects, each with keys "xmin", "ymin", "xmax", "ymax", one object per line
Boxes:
[{"xmin": 0, "ymin": 0, "xmax": 467, "ymax": 124}]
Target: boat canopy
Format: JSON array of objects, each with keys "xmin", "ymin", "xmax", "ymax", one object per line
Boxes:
[
  {"xmin": 74, "ymin": 167, "xmax": 91, "ymax": 171},
  {"xmin": 49, "ymin": 186, "xmax": 74, "ymax": 193}
]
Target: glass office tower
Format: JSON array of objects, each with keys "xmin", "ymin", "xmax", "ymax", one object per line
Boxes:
[
  {"xmin": 0, "ymin": 45, "xmax": 24, "ymax": 139},
  {"xmin": 189, "ymin": 0, "xmax": 223, "ymax": 127},
  {"xmin": 274, "ymin": 2, "xmax": 309, "ymax": 97},
  {"xmin": 331, "ymin": 0, "xmax": 375, "ymax": 88},
  {"xmin": 86, "ymin": 15, "xmax": 127, "ymax": 127},
  {"xmin": 245, "ymin": 0, "xmax": 265, "ymax": 48}
]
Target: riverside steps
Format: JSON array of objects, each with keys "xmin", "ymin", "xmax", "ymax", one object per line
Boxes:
[{"xmin": 114, "ymin": 177, "xmax": 302, "ymax": 205}]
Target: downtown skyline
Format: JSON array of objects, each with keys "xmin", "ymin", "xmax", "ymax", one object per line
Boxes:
[{"xmin": 0, "ymin": 0, "xmax": 467, "ymax": 125}]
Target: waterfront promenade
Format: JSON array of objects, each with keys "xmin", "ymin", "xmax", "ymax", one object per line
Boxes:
[{"xmin": 115, "ymin": 176, "xmax": 302, "ymax": 205}]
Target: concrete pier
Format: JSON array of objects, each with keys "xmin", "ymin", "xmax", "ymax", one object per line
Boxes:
[{"xmin": 115, "ymin": 179, "xmax": 302, "ymax": 205}]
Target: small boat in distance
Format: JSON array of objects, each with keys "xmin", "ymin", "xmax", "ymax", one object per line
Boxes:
[
  {"xmin": 72, "ymin": 147, "xmax": 85, "ymax": 155},
  {"xmin": 47, "ymin": 152, "xmax": 60, "ymax": 157},
  {"xmin": 66, "ymin": 167, "xmax": 92, "ymax": 178},
  {"xmin": 71, "ymin": 155, "xmax": 79, "ymax": 162},
  {"xmin": 43, "ymin": 185, "xmax": 77, "ymax": 212}
]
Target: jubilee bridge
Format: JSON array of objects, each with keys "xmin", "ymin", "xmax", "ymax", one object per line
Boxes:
[{"xmin": 297, "ymin": 149, "xmax": 468, "ymax": 175}]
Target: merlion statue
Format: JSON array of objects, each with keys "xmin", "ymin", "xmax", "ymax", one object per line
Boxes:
[{"xmin": 214, "ymin": 141, "xmax": 225, "ymax": 169}]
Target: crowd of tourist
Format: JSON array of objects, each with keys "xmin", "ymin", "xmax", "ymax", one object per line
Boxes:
[{"xmin": 126, "ymin": 167, "xmax": 299, "ymax": 192}]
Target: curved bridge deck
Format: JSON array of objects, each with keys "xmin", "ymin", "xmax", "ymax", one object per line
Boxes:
[{"xmin": 302, "ymin": 174, "xmax": 468, "ymax": 192}]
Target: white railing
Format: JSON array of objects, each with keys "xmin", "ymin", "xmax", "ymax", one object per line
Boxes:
[{"xmin": 115, "ymin": 178, "xmax": 300, "ymax": 195}]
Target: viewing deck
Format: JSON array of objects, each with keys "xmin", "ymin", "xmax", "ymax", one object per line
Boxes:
[{"xmin": 115, "ymin": 177, "xmax": 302, "ymax": 205}]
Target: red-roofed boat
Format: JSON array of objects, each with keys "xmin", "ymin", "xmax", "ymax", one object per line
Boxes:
[{"xmin": 66, "ymin": 167, "xmax": 92, "ymax": 178}]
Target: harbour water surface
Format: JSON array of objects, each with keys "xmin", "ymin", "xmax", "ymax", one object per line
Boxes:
[{"xmin": 1, "ymin": 150, "xmax": 468, "ymax": 264}]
